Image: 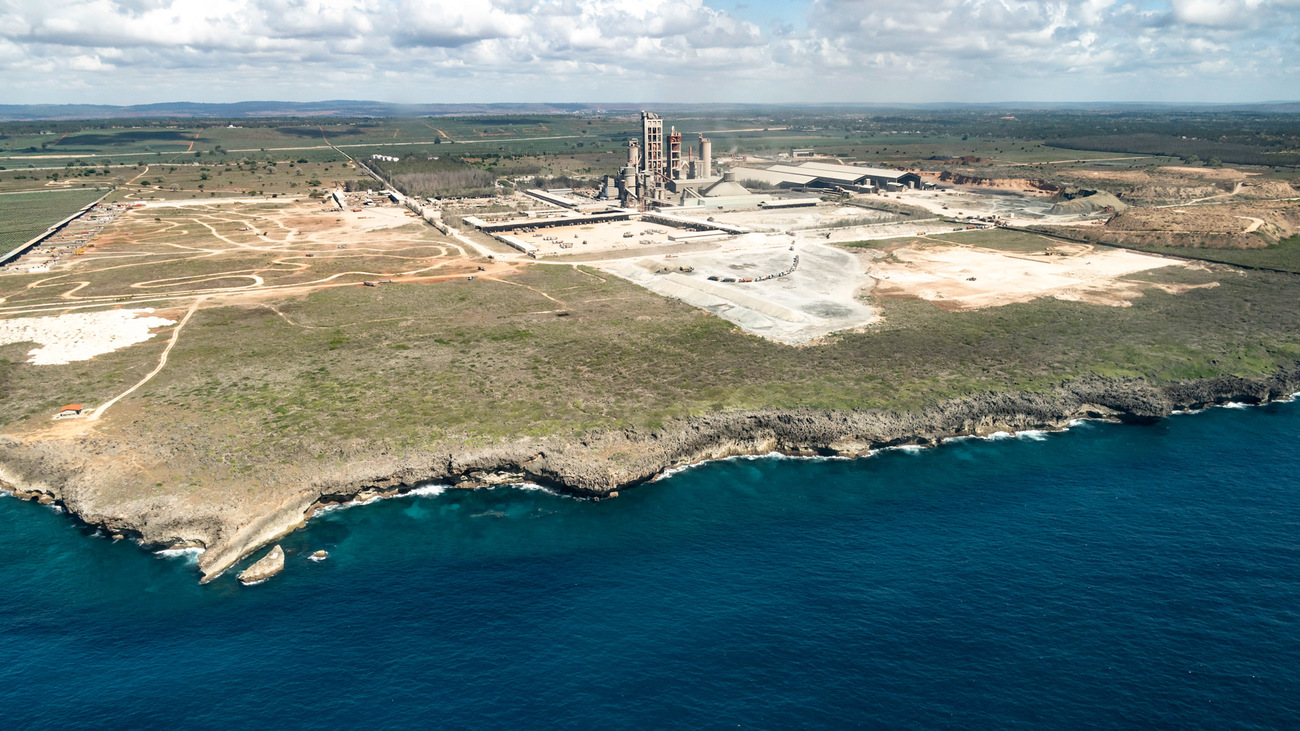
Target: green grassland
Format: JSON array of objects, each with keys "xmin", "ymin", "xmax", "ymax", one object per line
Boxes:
[
  {"xmin": 5, "ymin": 246, "xmax": 1300, "ymax": 466},
  {"xmin": 99, "ymin": 160, "xmax": 361, "ymax": 202},
  {"xmin": 1036, "ymin": 225, "xmax": 1300, "ymax": 274},
  {"xmin": 0, "ymin": 114, "xmax": 1250, "ymax": 206},
  {"xmin": 4, "ymin": 116, "xmax": 1165, "ymax": 183},
  {"xmin": 0, "ymin": 188, "xmax": 106, "ymax": 250},
  {"xmin": 924, "ymin": 229, "xmax": 1064, "ymax": 252},
  {"xmin": 0, "ymin": 162, "xmax": 130, "ymax": 193}
]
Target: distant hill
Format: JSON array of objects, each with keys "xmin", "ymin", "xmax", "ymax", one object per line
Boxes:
[
  {"xmin": 1, "ymin": 100, "xmax": 1297, "ymax": 121},
  {"xmin": 0, "ymin": 101, "xmax": 645, "ymax": 121}
]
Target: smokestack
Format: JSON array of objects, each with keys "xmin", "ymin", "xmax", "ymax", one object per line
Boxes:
[{"xmin": 699, "ymin": 135, "xmax": 712, "ymax": 179}]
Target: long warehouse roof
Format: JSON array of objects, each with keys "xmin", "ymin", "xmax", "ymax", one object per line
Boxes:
[
  {"xmin": 730, "ymin": 167, "xmax": 818, "ymax": 186},
  {"xmin": 797, "ymin": 162, "xmax": 916, "ymax": 181}
]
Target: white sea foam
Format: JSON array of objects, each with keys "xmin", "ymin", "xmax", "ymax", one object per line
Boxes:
[
  {"xmin": 312, "ymin": 502, "xmax": 349, "ymax": 517},
  {"xmin": 407, "ymin": 484, "xmax": 448, "ymax": 498},
  {"xmin": 656, "ymin": 451, "xmax": 853, "ymax": 482},
  {"xmin": 1221, "ymin": 402, "xmax": 1250, "ymax": 409},
  {"xmin": 738, "ymin": 451, "xmax": 788, "ymax": 461},
  {"xmin": 654, "ymin": 464, "xmax": 695, "ymax": 481},
  {"xmin": 313, "ymin": 487, "xmax": 420, "ymax": 517},
  {"xmin": 155, "ymin": 547, "xmax": 205, "ymax": 565},
  {"xmin": 944, "ymin": 429, "xmax": 1050, "ymax": 445},
  {"xmin": 508, "ymin": 481, "xmax": 556, "ymax": 493},
  {"xmin": 308, "ymin": 553, "xmax": 328, "ymax": 563}
]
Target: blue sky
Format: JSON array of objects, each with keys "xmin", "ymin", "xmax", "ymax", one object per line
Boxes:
[
  {"xmin": 725, "ymin": 0, "xmax": 811, "ymax": 31},
  {"xmin": 0, "ymin": 0, "xmax": 1296, "ymax": 105}
]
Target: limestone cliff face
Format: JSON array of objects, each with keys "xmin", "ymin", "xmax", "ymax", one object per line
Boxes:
[{"xmin": 3, "ymin": 368, "xmax": 1299, "ymax": 583}]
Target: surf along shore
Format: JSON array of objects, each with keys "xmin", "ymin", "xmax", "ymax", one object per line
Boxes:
[{"xmin": 3, "ymin": 368, "xmax": 1299, "ymax": 582}]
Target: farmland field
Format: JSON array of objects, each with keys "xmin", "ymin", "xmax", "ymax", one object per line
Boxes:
[{"xmin": 0, "ymin": 188, "xmax": 106, "ymax": 252}]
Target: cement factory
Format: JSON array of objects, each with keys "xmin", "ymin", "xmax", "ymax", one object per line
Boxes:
[
  {"xmin": 605, "ymin": 111, "xmax": 726, "ymax": 208},
  {"xmin": 409, "ymin": 110, "xmax": 1058, "ymax": 344},
  {"xmin": 443, "ymin": 110, "xmax": 964, "ymax": 263},
  {"xmin": 599, "ymin": 111, "xmax": 926, "ymax": 210}
]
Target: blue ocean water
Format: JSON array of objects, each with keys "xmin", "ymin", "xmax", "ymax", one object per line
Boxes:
[{"xmin": 2, "ymin": 403, "xmax": 1299, "ymax": 729}]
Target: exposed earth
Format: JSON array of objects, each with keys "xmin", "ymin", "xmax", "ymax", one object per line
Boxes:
[{"xmin": 1, "ymin": 164, "xmax": 1298, "ymax": 584}]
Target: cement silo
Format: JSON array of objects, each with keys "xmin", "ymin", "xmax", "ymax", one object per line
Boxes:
[{"xmin": 698, "ymin": 135, "xmax": 712, "ymax": 180}]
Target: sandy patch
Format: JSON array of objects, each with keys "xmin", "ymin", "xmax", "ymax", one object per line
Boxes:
[
  {"xmin": 1158, "ymin": 166, "xmax": 1257, "ymax": 180},
  {"xmin": 872, "ymin": 243, "xmax": 1187, "ymax": 310},
  {"xmin": 0, "ymin": 308, "xmax": 176, "ymax": 365}
]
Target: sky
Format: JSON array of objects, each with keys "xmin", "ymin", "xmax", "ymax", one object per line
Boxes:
[{"xmin": 1, "ymin": 0, "xmax": 1297, "ymax": 105}]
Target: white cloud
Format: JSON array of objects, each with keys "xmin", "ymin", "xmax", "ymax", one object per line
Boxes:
[
  {"xmin": 0, "ymin": 0, "xmax": 1295, "ymax": 103},
  {"xmin": 1171, "ymin": 0, "xmax": 1263, "ymax": 26}
]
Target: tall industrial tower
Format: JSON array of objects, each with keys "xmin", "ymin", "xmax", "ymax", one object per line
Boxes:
[{"xmin": 640, "ymin": 111, "xmax": 664, "ymax": 182}]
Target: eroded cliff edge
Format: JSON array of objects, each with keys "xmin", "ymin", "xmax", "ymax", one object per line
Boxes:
[{"xmin": 3, "ymin": 368, "xmax": 1299, "ymax": 582}]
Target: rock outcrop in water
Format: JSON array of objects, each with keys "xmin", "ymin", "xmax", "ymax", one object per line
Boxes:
[
  {"xmin": 3, "ymin": 368, "xmax": 1300, "ymax": 583},
  {"xmin": 238, "ymin": 545, "xmax": 284, "ymax": 584}
]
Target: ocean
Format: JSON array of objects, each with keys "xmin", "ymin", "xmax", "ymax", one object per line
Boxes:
[{"xmin": 2, "ymin": 402, "xmax": 1298, "ymax": 729}]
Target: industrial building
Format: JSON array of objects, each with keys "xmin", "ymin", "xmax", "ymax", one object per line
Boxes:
[
  {"xmin": 602, "ymin": 112, "xmax": 926, "ymax": 208},
  {"xmin": 610, "ymin": 111, "xmax": 727, "ymax": 209},
  {"xmin": 732, "ymin": 162, "xmax": 924, "ymax": 193}
]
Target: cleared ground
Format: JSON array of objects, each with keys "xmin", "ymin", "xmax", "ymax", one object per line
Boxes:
[
  {"xmin": 601, "ymin": 236, "xmax": 878, "ymax": 344},
  {"xmin": 708, "ymin": 205, "xmax": 897, "ymax": 232},
  {"xmin": 871, "ymin": 241, "xmax": 1206, "ymax": 310},
  {"xmin": 891, "ymin": 186, "xmax": 1062, "ymax": 221},
  {"xmin": 508, "ymin": 218, "xmax": 682, "ymax": 256},
  {"xmin": 0, "ymin": 197, "xmax": 482, "ymax": 315}
]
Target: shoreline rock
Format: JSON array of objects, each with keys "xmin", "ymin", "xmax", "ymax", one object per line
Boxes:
[
  {"xmin": 237, "ymin": 545, "xmax": 284, "ymax": 585},
  {"xmin": 3, "ymin": 367, "xmax": 1300, "ymax": 583}
]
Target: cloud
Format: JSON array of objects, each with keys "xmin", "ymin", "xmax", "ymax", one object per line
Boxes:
[{"xmin": 0, "ymin": 0, "xmax": 1295, "ymax": 104}]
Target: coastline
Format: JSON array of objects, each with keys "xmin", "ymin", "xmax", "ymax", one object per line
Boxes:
[{"xmin": 4, "ymin": 365, "xmax": 1300, "ymax": 582}]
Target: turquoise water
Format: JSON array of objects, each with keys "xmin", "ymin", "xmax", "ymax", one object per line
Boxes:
[{"xmin": 2, "ymin": 403, "xmax": 1299, "ymax": 728}]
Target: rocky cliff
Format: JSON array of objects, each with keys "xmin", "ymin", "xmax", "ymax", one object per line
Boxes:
[{"xmin": 3, "ymin": 368, "xmax": 1299, "ymax": 583}]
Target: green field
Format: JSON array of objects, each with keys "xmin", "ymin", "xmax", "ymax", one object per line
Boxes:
[
  {"xmin": 1111, "ymin": 235, "xmax": 1300, "ymax": 273},
  {"xmin": 0, "ymin": 188, "xmax": 106, "ymax": 251}
]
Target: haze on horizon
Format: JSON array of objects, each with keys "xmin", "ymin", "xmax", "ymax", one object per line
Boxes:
[{"xmin": 1, "ymin": 0, "xmax": 1297, "ymax": 107}]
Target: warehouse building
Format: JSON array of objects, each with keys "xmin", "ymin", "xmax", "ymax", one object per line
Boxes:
[{"xmin": 730, "ymin": 162, "xmax": 923, "ymax": 193}]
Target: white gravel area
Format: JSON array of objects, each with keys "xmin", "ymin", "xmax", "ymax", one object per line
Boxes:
[{"xmin": 0, "ymin": 308, "xmax": 176, "ymax": 365}]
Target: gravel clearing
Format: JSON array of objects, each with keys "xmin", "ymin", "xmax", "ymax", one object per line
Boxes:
[{"xmin": 0, "ymin": 308, "xmax": 176, "ymax": 365}]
